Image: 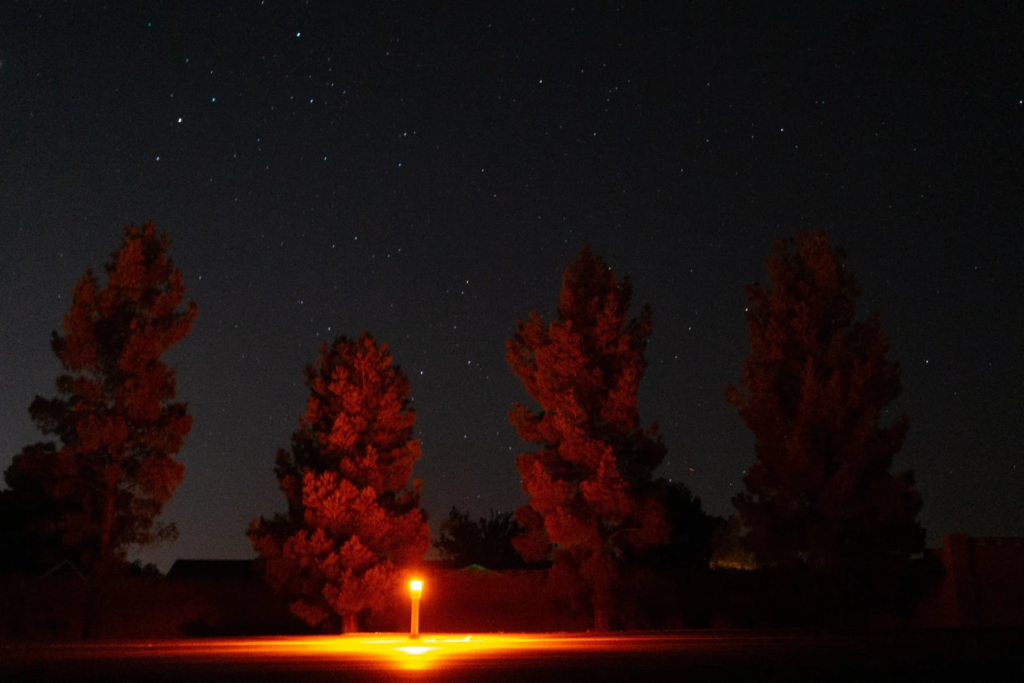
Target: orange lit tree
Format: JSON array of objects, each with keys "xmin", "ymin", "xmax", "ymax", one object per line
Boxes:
[
  {"xmin": 507, "ymin": 246, "xmax": 668, "ymax": 631},
  {"xmin": 249, "ymin": 333, "xmax": 430, "ymax": 633},
  {"xmin": 3, "ymin": 223, "xmax": 196, "ymax": 635},
  {"xmin": 727, "ymin": 232, "xmax": 923, "ymax": 608}
]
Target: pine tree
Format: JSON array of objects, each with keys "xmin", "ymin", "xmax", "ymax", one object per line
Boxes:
[
  {"xmin": 3, "ymin": 222, "xmax": 196, "ymax": 634},
  {"xmin": 249, "ymin": 333, "xmax": 430, "ymax": 633},
  {"xmin": 727, "ymin": 231, "xmax": 923, "ymax": 606},
  {"xmin": 507, "ymin": 246, "xmax": 668, "ymax": 631}
]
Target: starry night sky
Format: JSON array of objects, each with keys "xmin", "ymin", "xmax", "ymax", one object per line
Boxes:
[{"xmin": 1, "ymin": 2, "xmax": 1021, "ymax": 571}]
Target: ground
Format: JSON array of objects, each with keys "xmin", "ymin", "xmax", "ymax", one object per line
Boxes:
[{"xmin": 3, "ymin": 631, "xmax": 1023, "ymax": 681}]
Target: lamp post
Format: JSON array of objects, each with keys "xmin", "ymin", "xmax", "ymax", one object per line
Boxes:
[{"xmin": 409, "ymin": 579, "xmax": 422, "ymax": 639}]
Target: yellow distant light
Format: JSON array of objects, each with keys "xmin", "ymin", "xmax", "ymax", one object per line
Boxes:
[{"xmin": 409, "ymin": 579, "xmax": 423, "ymax": 598}]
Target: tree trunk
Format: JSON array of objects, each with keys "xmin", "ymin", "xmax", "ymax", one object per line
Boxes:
[
  {"xmin": 591, "ymin": 567, "xmax": 614, "ymax": 632},
  {"xmin": 82, "ymin": 475, "xmax": 118, "ymax": 639},
  {"xmin": 593, "ymin": 605, "xmax": 610, "ymax": 632},
  {"xmin": 81, "ymin": 577, "xmax": 100, "ymax": 639},
  {"xmin": 342, "ymin": 612, "xmax": 358, "ymax": 634}
]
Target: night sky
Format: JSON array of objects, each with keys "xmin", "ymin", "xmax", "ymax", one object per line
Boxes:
[{"xmin": 1, "ymin": 3, "xmax": 1021, "ymax": 571}]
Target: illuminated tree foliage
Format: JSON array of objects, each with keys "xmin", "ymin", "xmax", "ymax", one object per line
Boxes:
[
  {"xmin": 3, "ymin": 223, "xmax": 196, "ymax": 631},
  {"xmin": 507, "ymin": 246, "xmax": 668, "ymax": 631},
  {"xmin": 249, "ymin": 333, "xmax": 430, "ymax": 634},
  {"xmin": 727, "ymin": 232, "xmax": 923, "ymax": 601}
]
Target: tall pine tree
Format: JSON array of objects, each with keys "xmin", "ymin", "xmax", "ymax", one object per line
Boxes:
[
  {"xmin": 249, "ymin": 333, "xmax": 430, "ymax": 633},
  {"xmin": 727, "ymin": 231, "xmax": 923, "ymax": 607},
  {"xmin": 4, "ymin": 222, "xmax": 196, "ymax": 634},
  {"xmin": 507, "ymin": 246, "xmax": 668, "ymax": 631}
]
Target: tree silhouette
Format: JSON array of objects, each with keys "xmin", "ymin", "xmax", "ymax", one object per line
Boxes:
[
  {"xmin": 433, "ymin": 507, "xmax": 528, "ymax": 569},
  {"xmin": 653, "ymin": 480, "xmax": 725, "ymax": 571},
  {"xmin": 249, "ymin": 333, "xmax": 430, "ymax": 633},
  {"xmin": 727, "ymin": 231, "xmax": 924, "ymax": 610},
  {"xmin": 1, "ymin": 444, "xmax": 67, "ymax": 575},
  {"xmin": 507, "ymin": 246, "xmax": 668, "ymax": 631},
  {"xmin": 0, "ymin": 487, "xmax": 40, "ymax": 575},
  {"xmin": 3, "ymin": 223, "xmax": 196, "ymax": 635}
]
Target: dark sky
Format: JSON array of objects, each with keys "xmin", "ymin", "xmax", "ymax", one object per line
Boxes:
[{"xmin": 1, "ymin": 2, "xmax": 1021, "ymax": 571}]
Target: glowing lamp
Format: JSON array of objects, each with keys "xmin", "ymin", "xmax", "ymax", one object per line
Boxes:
[{"xmin": 409, "ymin": 579, "xmax": 423, "ymax": 639}]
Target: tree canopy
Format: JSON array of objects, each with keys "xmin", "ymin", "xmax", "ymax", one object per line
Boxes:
[
  {"xmin": 3, "ymin": 223, "xmax": 196, "ymax": 579},
  {"xmin": 249, "ymin": 333, "xmax": 430, "ymax": 633},
  {"xmin": 727, "ymin": 231, "xmax": 923, "ymax": 605},
  {"xmin": 507, "ymin": 246, "xmax": 668, "ymax": 630}
]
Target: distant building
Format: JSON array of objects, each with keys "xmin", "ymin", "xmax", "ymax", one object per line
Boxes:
[{"xmin": 40, "ymin": 559, "xmax": 87, "ymax": 582}]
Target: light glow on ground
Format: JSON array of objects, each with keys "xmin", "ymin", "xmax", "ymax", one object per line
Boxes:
[{"xmin": 8, "ymin": 633, "xmax": 734, "ymax": 673}]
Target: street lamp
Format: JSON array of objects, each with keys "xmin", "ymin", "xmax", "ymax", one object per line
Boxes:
[{"xmin": 409, "ymin": 579, "xmax": 423, "ymax": 639}]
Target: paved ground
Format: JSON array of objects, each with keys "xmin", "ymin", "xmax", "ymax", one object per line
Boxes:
[{"xmin": 3, "ymin": 630, "xmax": 1024, "ymax": 681}]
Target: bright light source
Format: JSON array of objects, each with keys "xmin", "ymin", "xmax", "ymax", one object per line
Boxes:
[{"xmin": 409, "ymin": 580, "xmax": 423, "ymax": 598}]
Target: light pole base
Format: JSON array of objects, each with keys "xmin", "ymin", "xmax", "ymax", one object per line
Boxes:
[{"xmin": 410, "ymin": 597, "xmax": 420, "ymax": 639}]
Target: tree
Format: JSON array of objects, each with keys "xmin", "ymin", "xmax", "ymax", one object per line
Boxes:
[
  {"xmin": 3, "ymin": 222, "xmax": 196, "ymax": 634},
  {"xmin": 0, "ymin": 444, "xmax": 66, "ymax": 575},
  {"xmin": 727, "ymin": 231, "xmax": 924, "ymax": 610},
  {"xmin": 126, "ymin": 559, "xmax": 162, "ymax": 577},
  {"xmin": 653, "ymin": 480, "xmax": 725, "ymax": 571},
  {"xmin": 507, "ymin": 246, "xmax": 669, "ymax": 631},
  {"xmin": 433, "ymin": 507, "xmax": 528, "ymax": 569},
  {"xmin": 249, "ymin": 333, "xmax": 430, "ymax": 633},
  {"xmin": 0, "ymin": 488, "xmax": 38, "ymax": 575}
]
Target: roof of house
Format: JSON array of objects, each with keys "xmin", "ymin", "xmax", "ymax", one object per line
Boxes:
[{"xmin": 167, "ymin": 559, "xmax": 259, "ymax": 580}]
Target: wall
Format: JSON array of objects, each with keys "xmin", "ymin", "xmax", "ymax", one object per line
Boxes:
[
  {"xmin": 4, "ymin": 536, "xmax": 1023, "ymax": 639},
  {"xmin": 0, "ymin": 574, "xmax": 294, "ymax": 640},
  {"xmin": 917, "ymin": 534, "xmax": 1024, "ymax": 627}
]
